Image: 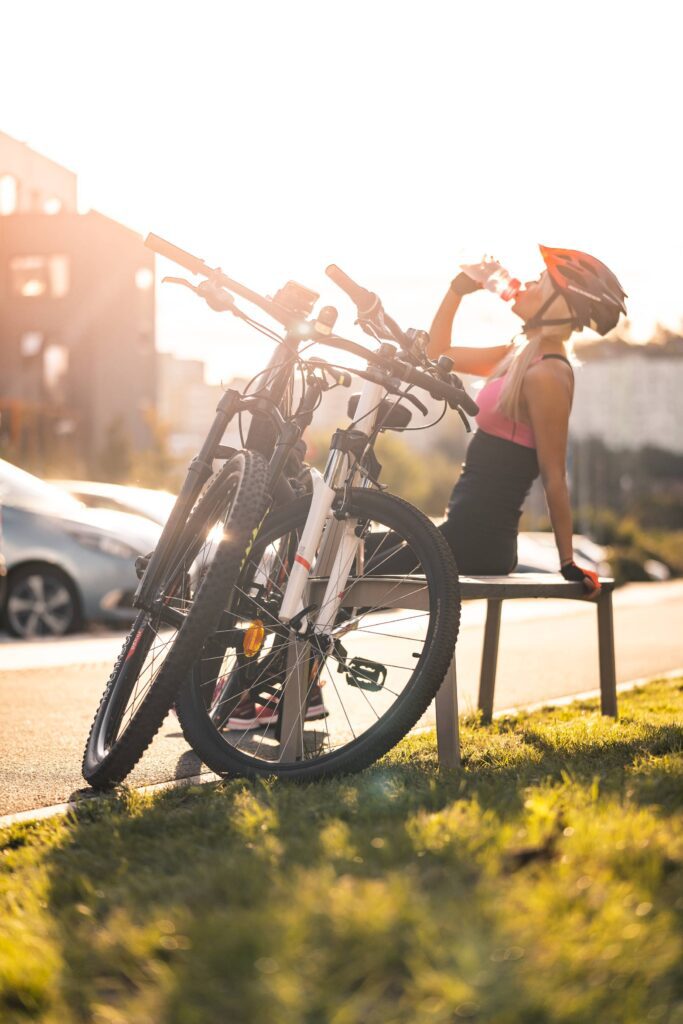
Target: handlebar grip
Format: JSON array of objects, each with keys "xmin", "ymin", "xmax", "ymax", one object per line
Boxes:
[
  {"xmin": 145, "ymin": 233, "xmax": 208, "ymax": 277},
  {"xmin": 325, "ymin": 264, "xmax": 377, "ymax": 316},
  {"xmin": 389, "ymin": 361, "xmax": 479, "ymax": 414},
  {"xmin": 456, "ymin": 390, "xmax": 479, "ymax": 417}
]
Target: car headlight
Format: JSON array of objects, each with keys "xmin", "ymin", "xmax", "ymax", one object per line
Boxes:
[{"xmin": 66, "ymin": 530, "xmax": 138, "ymax": 560}]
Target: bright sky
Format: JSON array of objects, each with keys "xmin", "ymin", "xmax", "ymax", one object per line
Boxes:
[{"xmin": 2, "ymin": 0, "xmax": 681, "ymax": 382}]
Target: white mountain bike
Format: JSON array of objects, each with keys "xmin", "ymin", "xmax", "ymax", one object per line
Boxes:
[{"xmin": 171, "ymin": 262, "xmax": 479, "ymax": 779}]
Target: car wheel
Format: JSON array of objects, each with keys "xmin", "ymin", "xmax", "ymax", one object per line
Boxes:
[{"xmin": 5, "ymin": 564, "xmax": 81, "ymax": 638}]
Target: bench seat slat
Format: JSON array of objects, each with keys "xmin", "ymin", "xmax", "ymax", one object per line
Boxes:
[
  {"xmin": 458, "ymin": 574, "xmax": 614, "ymax": 600},
  {"xmin": 308, "ymin": 573, "xmax": 613, "ymax": 607}
]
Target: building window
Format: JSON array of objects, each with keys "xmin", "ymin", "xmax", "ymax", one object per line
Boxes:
[
  {"xmin": 135, "ymin": 267, "xmax": 154, "ymax": 290},
  {"xmin": 20, "ymin": 332, "xmax": 44, "ymax": 358},
  {"xmin": 43, "ymin": 343, "xmax": 70, "ymax": 399},
  {"xmin": 43, "ymin": 196, "xmax": 63, "ymax": 215},
  {"xmin": 0, "ymin": 174, "xmax": 18, "ymax": 215},
  {"xmin": 9, "ymin": 254, "xmax": 71, "ymax": 298}
]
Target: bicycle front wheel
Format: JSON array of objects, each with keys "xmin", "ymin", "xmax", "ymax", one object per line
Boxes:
[
  {"xmin": 82, "ymin": 450, "xmax": 269, "ymax": 788},
  {"xmin": 175, "ymin": 488, "xmax": 461, "ymax": 780}
]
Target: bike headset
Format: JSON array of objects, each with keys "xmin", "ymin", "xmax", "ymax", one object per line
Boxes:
[{"xmin": 522, "ymin": 245, "xmax": 628, "ymax": 337}]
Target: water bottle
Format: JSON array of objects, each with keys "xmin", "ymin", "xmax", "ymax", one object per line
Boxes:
[
  {"xmin": 483, "ymin": 266, "xmax": 521, "ymax": 301},
  {"xmin": 459, "ymin": 258, "xmax": 521, "ymax": 302}
]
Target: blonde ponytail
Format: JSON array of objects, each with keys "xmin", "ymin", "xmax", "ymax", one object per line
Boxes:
[
  {"xmin": 495, "ymin": 337, "xmax": 543, "ymax": 422},
  {"xmin": 494, "ymin": 275, "xmax": 575, "ymax": 421}
]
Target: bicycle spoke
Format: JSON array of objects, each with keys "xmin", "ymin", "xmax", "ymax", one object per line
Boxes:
[
  {"xmin": 111, "ymin": 507, "xmax": 236, "ymax": 742},
  {"xmin": 175, "ymin": 486, "xmax": 460, "ymax": 780}
]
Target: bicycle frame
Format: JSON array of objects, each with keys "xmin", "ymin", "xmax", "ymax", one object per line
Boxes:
[
  {"xmin": 137, "ymin": 232, "xmax": 476, "ymax": 637},
  {"xmin": 277, "ymin": 373, "xmax": 388, "ymax": 631},
  {"xmin": 132, "ymin": 330, "xmax": 308, "ymax": 615}
]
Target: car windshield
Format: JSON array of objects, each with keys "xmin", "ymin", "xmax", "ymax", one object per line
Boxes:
[
  {"xmin": 116, "ymin": 487, "xmax": 175, "ymax": 522},
  {"xmin": 55, "ymin": 482, "xmax": 176, "ymax": 524},
  {"xmin": 0, "ymin": 460, "xmax": 85, "ymax": 515},
  {"xmin": 85, "ymin": 485, "xmax": 175, "ymax": 522}
]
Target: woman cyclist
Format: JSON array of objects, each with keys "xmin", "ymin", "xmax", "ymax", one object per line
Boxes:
[
  {"xmin": 226, "ymin": 245, "xmax": 627, "ymax": 730},
  {"xmin": 424, "ymin": 244, "xmax": 627, "ymax": 593}
]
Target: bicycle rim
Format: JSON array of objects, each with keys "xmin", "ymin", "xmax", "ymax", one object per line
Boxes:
[
  {"xmin": 83, "ymin": 452, "xmax": 268, "ymax": 786},
  {"xmin": 176, "ymin": 488, "xmax": 460, "ymax": 779}
]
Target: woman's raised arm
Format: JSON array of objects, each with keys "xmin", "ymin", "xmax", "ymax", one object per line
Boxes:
[{"xmin": 427, "ymin": 283, "xmax": 512, "ymax": 376}]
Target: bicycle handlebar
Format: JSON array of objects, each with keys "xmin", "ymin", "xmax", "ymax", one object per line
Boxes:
[
  {"xmin": 145, "ymin": 233, "xmax": 209, "ymax": 277},
  {"xmin": 326, "ymin": 264, "xmax": 429, "ymax": 368},
  {"xmin": 390, "ymin": 361, "xmax": 479, "ymax": 415},
  {"xmin": 146, "ymin": 232, "xmax": 478, "ymax": 416},
  {"xmin": 323, "ymin": 337, "xmax": 477, "ymax": 415},
  {"xmin": 325, "ymin": 264, "xmax": 378, "ymax": 316},
  {"xmin": 325, "ymin": 263, "xmax": 410, "ymax": 351},
  {"xmin": 145, "ymin": 233, "xmax": 298, "ymax": 329},
  {"xmin": 324, "ymin": 263, "xmax": 478, "ymax": 415}
]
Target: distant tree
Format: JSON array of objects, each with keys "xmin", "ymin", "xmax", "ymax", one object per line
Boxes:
[
  {"xmin": 374, "ymin": 433, "xmax": 458, "ymax": 516},
  {"xmin": 305, "ymin": 428, "xmax": 459, "ymax": 517},
  {"xmin": 131, "ymin": 409, "xmax": 179, "ymax": 489},
  {"xmin": 98, "ymin": 416, "xmax": 133, "ymax": 483}
]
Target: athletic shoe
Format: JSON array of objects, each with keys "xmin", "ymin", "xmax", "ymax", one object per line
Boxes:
[
  {"xmin": 226, "ymin": 698, "xmax": 280, "ymax": 730},
  {"xmin": 226, "ymin": 685, "xmax": 328, "ymax": 731},
  {"xmin": 301, "ymin": 685, "xmax": 329, "ymax": 722}
]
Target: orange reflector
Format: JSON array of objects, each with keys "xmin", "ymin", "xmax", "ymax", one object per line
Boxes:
[{"xmin": 243, "ymin": 620, "xmax": 265, "ymax": 658}]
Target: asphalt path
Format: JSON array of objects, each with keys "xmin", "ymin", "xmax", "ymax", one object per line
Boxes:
[{"xmin": 1, "ymin": 580, "xmax": 682, "ymax": 816}]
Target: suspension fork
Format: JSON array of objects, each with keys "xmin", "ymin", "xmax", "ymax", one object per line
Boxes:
[
  {"xmin": 277, "ymin": 377, "xmax": 385, "ymax": 628},
  {"xmin": 133, "ymin": 388, "xmax": 242, "ymax": 609},
  {"xmin": 244, "ymin": 330, "xmax": 300, "ymax": 457}
]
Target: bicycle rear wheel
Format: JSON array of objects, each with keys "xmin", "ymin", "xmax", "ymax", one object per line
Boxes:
[
  {"xmin": 82, "ymin": 450, "xmax": 269, "ymax": 788},
  {"xmin": 175, "ymin": 488, "xmax": 460, "ymax": 780}
]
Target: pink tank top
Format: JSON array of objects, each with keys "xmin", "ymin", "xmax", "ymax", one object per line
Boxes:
[
  {"xmin": 475, "ymin": 370, "xmax": 536, "ymax": 449},
  {"xmin": 474, "ymin": 353, "xmax": 572, "ymax": 449}
]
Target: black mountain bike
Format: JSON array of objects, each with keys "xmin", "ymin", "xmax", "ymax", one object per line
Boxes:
[{"xmin": 83, "ymin": 238, "xmax": 338, "ymax": 787}]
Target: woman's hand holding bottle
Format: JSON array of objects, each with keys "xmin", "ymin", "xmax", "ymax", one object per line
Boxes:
[{"xmin": 453, "ymin": 257, "xmax": 521, "ymax": 301}]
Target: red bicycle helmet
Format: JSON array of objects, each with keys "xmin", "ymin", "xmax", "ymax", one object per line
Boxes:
[{"xmin": 538, "ymin": 244, "xmax": 627, "ymax": 336}]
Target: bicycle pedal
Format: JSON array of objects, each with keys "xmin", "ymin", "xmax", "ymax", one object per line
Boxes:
[{"xmin": 344, "ymin": 657, "xmax": 387, "ymax": 692}]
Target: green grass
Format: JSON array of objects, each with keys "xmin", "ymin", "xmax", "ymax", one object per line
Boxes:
[{"xmin": 2, "ymin": 680, "xmax": 682, "ymax": 1024}]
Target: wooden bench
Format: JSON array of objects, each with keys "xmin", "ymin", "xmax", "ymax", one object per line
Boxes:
[
  {"xmin": 297, "ymin": 572, "xmax": 616, "ymax": 768},
  {"xmin": 434, "ymin": 573, "xmax": 617, "ymax": 767}
]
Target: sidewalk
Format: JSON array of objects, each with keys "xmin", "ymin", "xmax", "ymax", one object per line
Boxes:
[{"xmin": 1, "ymin": 580, "xmax": 682, "ymax": 817}]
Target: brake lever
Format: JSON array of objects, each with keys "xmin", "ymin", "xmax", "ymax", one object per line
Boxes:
[
  {"xmin": 357, "ymin": 301, "xmax": 400, "ymax": 345},
  {"xmin": 162, "ymin": 275, "xmax": 201, "ymax": 294},
  {"xmin": 197, "ymin": 279, "xmax": 237, "ymax": 313},
  {"xmin": 399, "ymin": 392, "xmax": 429, "ymax": 416},
  {"xmin": 306, "ymin": 358, "xmax": 352, "ymax": 389},
  {"xmin": 368, "ymin": 368, "xmax": 430, "ymax": 417},
  {"xmin": 456, "ymin": 408, "xmax": 472, "ymax": 433}
]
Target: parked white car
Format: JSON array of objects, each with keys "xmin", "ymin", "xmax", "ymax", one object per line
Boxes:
[{"xmin": 0, "ymin": 460, "xmax": 161, "ymax": 638}]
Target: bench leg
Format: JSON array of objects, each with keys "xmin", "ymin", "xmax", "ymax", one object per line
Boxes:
[
  {"xmin": 279, "ymin": 636, "xmax": 309, "ymax": 762},
  {"xmin": 597, "ymin": 589, "xmax": 618, "ymax": 718},
  {"xmin": 478, "ymin": 599, "xmax": 502, "ymax": 724},
  {"xmin": 435, "ymin": 654, "xmax": 460, "ymax": 767}
]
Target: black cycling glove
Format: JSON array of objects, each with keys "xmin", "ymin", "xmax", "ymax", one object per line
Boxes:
[{"xmin": 561, "ymin": 561, "xmax": 601, "ymax": 594}]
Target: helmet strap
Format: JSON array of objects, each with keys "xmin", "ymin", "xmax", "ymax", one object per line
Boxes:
[{"xmin": 522, "ymin": 285, "xmax": 582, "ymax": 335}]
